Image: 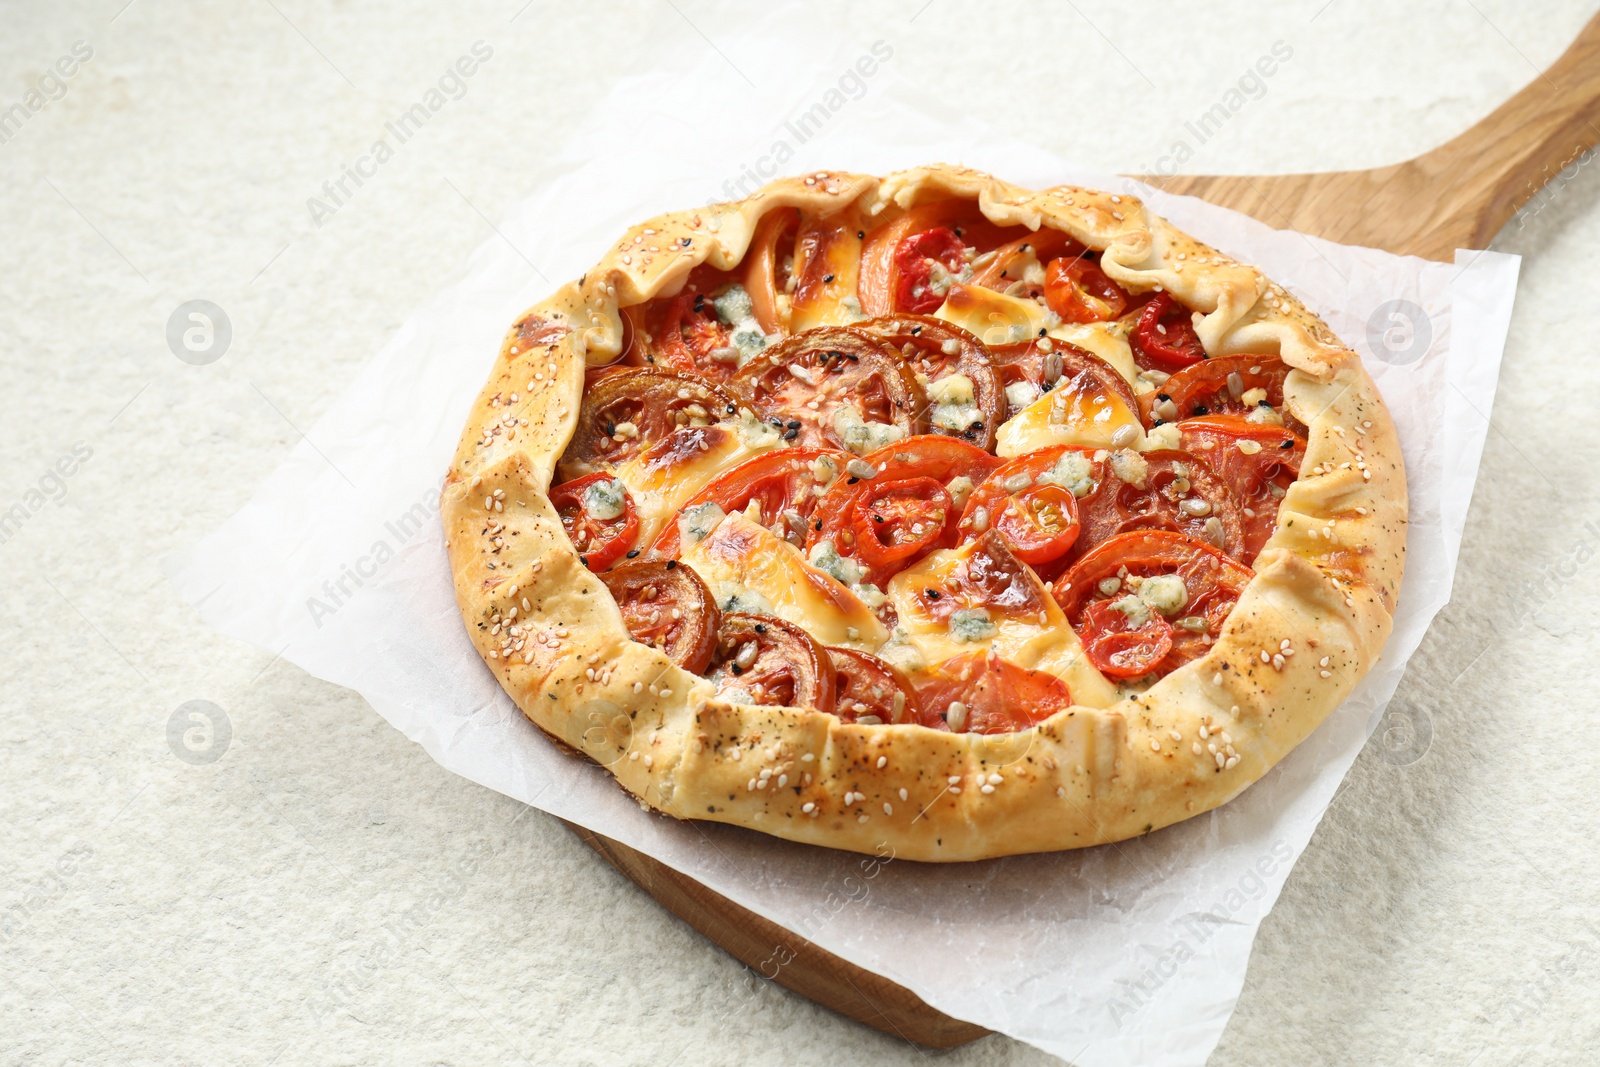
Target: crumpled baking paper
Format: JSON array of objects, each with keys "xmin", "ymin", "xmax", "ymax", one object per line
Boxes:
[{"xmin": 168, "ymin": 11, "xmax": 1519, "ymax": 1065}]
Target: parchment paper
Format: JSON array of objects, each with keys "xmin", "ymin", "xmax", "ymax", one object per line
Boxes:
[{"xmin": 168, "ymin": 13, "xmax": 1519, "ymax": 1064}]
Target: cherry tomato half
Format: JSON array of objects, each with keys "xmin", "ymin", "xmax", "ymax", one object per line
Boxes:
[
  {"xmin": 549, "ymin": 472, "xmax": 640, "ymax": 571},
  {"xmin": 1077, "ymin": 598, "xmax": 1174, "ymax": 679},
  {"xmin": 910, "ymin": 651, "xmax": 1073, "ymax": 734},
  {"xmin": 959, "ymin": 447, "xmax": 1083, "ymax": 569},
  {"xmin": 1130, "ymin": 292, "xmax": 1207, "ymax": 372}
]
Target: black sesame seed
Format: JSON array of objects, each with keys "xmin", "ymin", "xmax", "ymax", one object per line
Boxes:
[
  {"xmin": 1279, "ymin": 439, "xmax": 1294, "ymax": 449},
  {"xmin": 605, "ymin": 420, "xmax": 616, "ymax": 435},
  {"xmin": 1257, "ymin": 399, "xmax": 1272, "ymax": 407},
  {"xmin": 782, "ymin": 428, "xmax": 799, "ymax": 440},
  {"xmin": 626, "ymin": 549, "xmax": 640, "ymax": 558},
  {"xmin": 730, "ymin": 664, "xmax": 743, "ymax": 676},
  {"xmin": 754, "ymin": 623, "xmax": 767, "ymax": 634},
  {"xmin": 1152, "ymin": 418, "xmax": 1165, "ymax": 427},
  {"xmin": 823, "ymin": 273, "xmax": 834, "ymax": 283},
  {"xmin": 847, "ymin": 476, "xmax": 859, "ymax": 485},
  {"xmin": 1192, "ymin": 405, "xmax": 1209, "ymax": 416},
  {"xmin": 925, "ymin": 589, "xmax": 942, "ymax": 600},
  {"xmin": 910, "ymin": 325, "xmax": 922, "ymax": 335},
  {"xmin": 786, "ymin": 419, "xmax": 801, "ymax": 429},
  {"xmin": 1156, "ymin": 393, "xmax": 1171, "ymax": 402},
  {"xmin": 1038, "ymin": 328, "xmax": 1047, "ymax": 337},
  {"xmin": 666, "ymin": 560, "xmax": 678, "ymax": 570},
  {"xmin": 856, "ymin": 231, "xmax": 865, "ymax": 239}
]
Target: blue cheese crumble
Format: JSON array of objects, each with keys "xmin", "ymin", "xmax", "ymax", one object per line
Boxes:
[
  {"xmin": 581, "ymin": 477, "xmax": 627, "ymax": 520},
  {"xmin": 949, "ymin": 608, "xmax": 998, "ymax": 642}
]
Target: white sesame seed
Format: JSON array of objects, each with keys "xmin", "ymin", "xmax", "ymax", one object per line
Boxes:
[
  {"xmin": 801, "ymin": 753, "xmax": 815, "ymax": 762},
  {"xmin": 882, "ymin": 803, "xmax": 893, "ymax": 815},
  {"xmin": 1150, "ymin": 739, "xmax": 1162, "ymax": 752},
  {"xmin": 1320, "ymin": 669, "xmax": 1332, "ymax": 678},
  {"xmin": 899, "ymin": 788, "xmax": 908, "ymax": 801},
  {"xmin": 802, "ymin": 802, "xmax": 815, "ymax": 813},
  {"xmin": 858, "ymin": 814, "xmax": 869, "ymax": 823},
  {"xmin": 1260, "ymin": 650, "xmax": 1271, "ymax": 664},
  {"xmin": 1169, "ymin": 730, "xmax": 1182, "ymax": 742},
  {"xmin": 980, "ymin": 784, "xmax": 996, "ymax": 794},
  {"xmin": 876, "ymin": 756, "xmax": 887, "ymax": 769}
]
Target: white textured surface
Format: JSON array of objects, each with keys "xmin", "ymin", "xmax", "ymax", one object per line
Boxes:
[{"xmin": 3, "ymin": 3, "xmax": 1598, "ymax": 1065}]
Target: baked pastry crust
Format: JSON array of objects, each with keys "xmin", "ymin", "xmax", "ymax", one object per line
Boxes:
[{"xmin": 442, "ymin": 165, "xmax": 1405, "ymax": 861}]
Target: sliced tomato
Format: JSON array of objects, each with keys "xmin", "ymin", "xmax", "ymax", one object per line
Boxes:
[
  {"xmin": 965, "ymin": 229, "xmax": 1075, "ymax": 296},
  {"xmin": 958, "ymin": 447, "xmax": 1082, "ymax": 569},
  {"xmin": 1082, "ymin": 600, "xmax": 1173, "ymax": 679},
  {"xmin": 828, "ymin": 647, "xmax": 921, "ymax": 725},
  {"xmin": 1131, "ymin": 292, "xmax": 1207, "ymax": 372},
  {"xmin": 707, "ymin": 613, "xmax": 835, "ymax": 715},
  {"xmin": 599, "ymin": 558, "xmax": 720, "ymax": 673},
  {"xmin": 731, "ymin": 326, "xmax": 925, "ymax": 453},
  {"xmin": 549, "ymin": 473, "xmax": 640, "ymax": 571},
  {"xmin": 850, "ymin": 477, "xmax": 953, "ymax": 570},
  {"xmin": 1054, "ymin": 530, "xmax": 1254, "ymax": 677},
  {"xmin": 559, "ymin": 368, "xmax": 734, "ymax": 479},
  {"xmin": 1158, "ymin": 354, "xmax": 1306, "ymax": 435},
  {"xmin": 854, "ymin": 315, "xmax": 1004, "ymax": 451},
  {"xmin": 1072, "ymin": 448, "xmax": 1246, "ymax": 565},
  {"xmin": 858, "ymin": 201, "xmax": 1012, "ymax": 316},
  {"xmin": 742, "ymin": 207, "xmax": 798, "ymax": 336},
  {"xmin": 893, "ymin": 228, "xmax": 967, "ymax": 314},
  {"xmin": 1177, "ymin": 416, "xmax": 1306, "ymax": 562},
  {"xmin": 807, "ymin": 435, "xmax": 1003, "ymax": 586},
  {"xmin": 910, "ymin": 651, "xmax": 1073, "ymax": 734},
  {"xmin": 651, "ymin": 446, "xmax": 848, "ymax": 557},
  {"xmin": 1043, "ymin": 255, "xmax": 1132, "ymax": 323}
]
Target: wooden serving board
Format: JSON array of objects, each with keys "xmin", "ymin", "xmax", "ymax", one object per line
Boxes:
[{"xmin": 565, "ymin": 13, "xmax": 1600, "ymax": 1048}]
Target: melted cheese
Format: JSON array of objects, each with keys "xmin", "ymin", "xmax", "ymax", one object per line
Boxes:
[
  {"xmin": 681, "ymin": 513, "xmax": 887, "ymax": 650},
  {"xmin": 885, "ymin": 539, "xmax": 1119, "ymax": 708},
  {"xmin": 611, "ymin": 421, "xmax": 780, "ymax": 546},
  {"xmin": 1048, "ymin": 322, "xmax": 1139, "ymax": 385},
  {"xmin": 995, "ymin": 371, "xmax": 1146, "ymax": 457},
  {"xmin": 934, "ymin": 283, "xmax": 1049, "ymax": 347},
  {"xmin": 790, "ymin": 221, "xmax": 866, "ymax": 332}
]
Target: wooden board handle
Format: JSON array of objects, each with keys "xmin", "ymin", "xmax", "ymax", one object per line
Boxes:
[{"xmin": 1419, "ymin": 10, "xmax": 1600, "ymax": 246}]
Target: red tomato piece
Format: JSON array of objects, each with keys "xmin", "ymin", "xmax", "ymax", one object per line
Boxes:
[
  {"xmin": 549, "ymin": 472, "xmax": 640, "ymax": 571},
  {"xmin": 806, "ymin": 435, "xmax": 1003, "ymax": 586},
  {"xmin": 894, "ymin": 227, "xmax": 968, "ymax": 313},
  {"xmin": 1131, "ymin": 292, "xmax": 1207, "ymax": 371},
  {"xmin": 1053, "ymin": 530, "xmax": 1255, "ymax": 678},
  {"xmin": 1043, "ymin": 256, "xmax": 1132, "ymax": 323},
  {"xmin": 1157, "ymin": 354, "xmax": 1305, "ymax": 436},
  {"xmin": 1077, "ymin": 599, "xmax": 1174, "ymax": 679},
  {"xmin": 1176, "ymin": 415, "xmax": 1307, "ymax": 562},
  {"xmin": 910, "ymin": 651, "xmax": 1073, "ymax": 734},
  {"xmin": 958, "ymin": 447, "xmax": 1083, "ymax": 569},
  {"xmin": 651, "ymin": 447, "xmax": 849, "ymax": 557},
  {"xmin": 828, "ymin": 647, "xmax": 922, "ymax": 725},
  {"xmin": 849, "ymin": 477, "xmax": 954, "ymax": 570}
]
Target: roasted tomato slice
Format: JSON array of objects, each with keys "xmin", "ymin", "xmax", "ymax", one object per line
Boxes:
[
  {"xmin": 742, "ymin": 207, "xmax": 798, "ymax": 336},
  {"xmin": 1043, "ymin": 255, "xmax": 1132, "ymax": 323},
  {"xmin": 1130, "ymin": 292, "xmax": 1207, "ymax": 372},
  {"xmin": 910, "ymin": 651, "xmax": 1073, "ymax": 734},
  {"xmin": 731, "ymin": 326, "xmax": 925, "ymax": 453},
  {"xmin": 1054, "ymin": 530, "xmax": 1254, "ymax": 677},
  {"xmin": 807, "ymin": 435, "xmax": 1003, "ymax": 586},
  {"xmin": 558, "ymin": 368, "xmax": 734, "ymax": 479},
  {"xmin": 965, "ymin": 229, "xmax": 1074, "ymax": 297},
  {"xmin": 958, "ymin": 448, "xmax": 1082, "ymax": 568},
  {"xmin": 1067, "ymin": 448, "xmax": 1246, "ymax": 564},
  {"xmin": 858, "ymin": 201, "xmax": 1012, "ymax": 316},
  {"xmin": 990, "ymin": 337, "xmax": 1139, "ymax": 415},
  {"xmin": 599, "ymin": 558, "xmax": 720, "ymax": 673},
  {"xmin": 549, "ymin": 472, "xmax": 640, "ymax": 571},
  {"xmin": 1177, "ymin": 416, "xmax": 1307, "ymax": 562},
  {"xmin": 850, "ymin": 477, "xmax": 954, "ymax": 570},
  {"xmin": 854, "ymin": 315, "xmax": 1004, "ymax": 451},
  {"xmin": 892, "ymin": 228, "xmax": 968, "ymax": 313},
  {"xmin": 828, "ymin": 647, "xmax": 921, "ymax": 725},
  {"xmin": 707, "ymin": 613, "xmax": 835, "ymax": 715},
  {"xmin": 1157, "ymin": 354, "xmax": 1306, "ymax": 436},
  {"xmin": 650, "ymin": 446, "xmax": 848, "ymax": 557}
]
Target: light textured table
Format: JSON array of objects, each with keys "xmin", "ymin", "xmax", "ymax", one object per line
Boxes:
[{"xmin": 4, "ymin": 2, "xmax": 1598, "ymax": 1064}]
